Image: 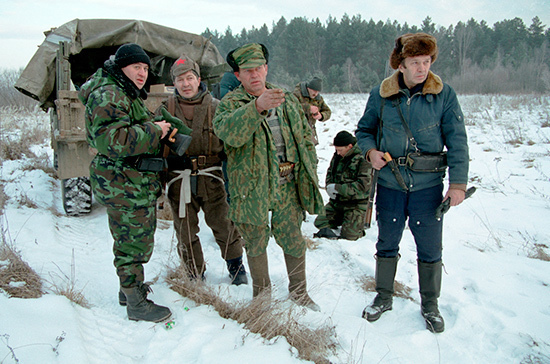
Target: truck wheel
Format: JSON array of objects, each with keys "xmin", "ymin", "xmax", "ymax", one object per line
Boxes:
[{"xmin": 62, "ymin": 177, "xmax": 92, "ymax": 216}]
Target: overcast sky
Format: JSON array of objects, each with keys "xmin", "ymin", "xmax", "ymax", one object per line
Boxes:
[{"xmin": 1, "ymin": 0, "xmax": 548, "ymax": 69}]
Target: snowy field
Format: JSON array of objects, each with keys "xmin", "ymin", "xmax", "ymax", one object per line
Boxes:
[{"xmin": 1, "ymin": 93, "xmax": 550, "ymax": 363}]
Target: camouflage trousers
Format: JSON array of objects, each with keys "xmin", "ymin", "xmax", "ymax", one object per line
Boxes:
[
  {"xmin": 106, "ymin": 205, "xmax": 157, "ymax": 288},
  {"xmin": 235, "ymin": 180, "xmax": 306, "ymax": 258},
  {"xmin": 314, "ymin": 200, "xmax": 367, "ymax": 240}
]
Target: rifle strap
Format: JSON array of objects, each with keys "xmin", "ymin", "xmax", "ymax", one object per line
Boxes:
[{"xmin": 391, "ymin": 98, "xmax": 419, "ymax": 152}]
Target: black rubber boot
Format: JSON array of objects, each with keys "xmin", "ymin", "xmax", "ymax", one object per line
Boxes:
[
  {"xmin": 226, "ymin": 256, "xmax": 248, "ymax": 286},
  {"xmin": 120, "ymin": 283, "xmax": 172, "ymax": 323},
  {"xmin": 418, "ymin": 260, "xmax": 445, "ymax": 333},
  {"xmin": 362, "ymin": 255, "xmax": 399, "ymax": 322},
  {"xmin": 313, "ymin": 227, "xmax": 339, "ymax": 239},
  {"xmin": 284, "ymin": 253, "xmax": 320, "ymax": 312},
  {"xmin": 246, "ymin": 252, "xmax": 271, "ymax": 298}
]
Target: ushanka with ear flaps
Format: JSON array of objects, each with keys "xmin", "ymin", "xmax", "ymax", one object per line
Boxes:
[{"xmin": 389, "ymin": 32, "xmax": 438, "ymax": 70}]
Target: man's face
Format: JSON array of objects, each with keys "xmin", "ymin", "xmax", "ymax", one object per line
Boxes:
[
  {"xmin": 307, "ymin": 87, "xmax": 319, "ymax": 98},
  {"xmin": 398, "ymin": 55, "xmax": 432, "ymax": 89},
  {"xmin": 121, "ymin": 62, "xmax": 148, "ymax": 89},
  {"xmin": 174, "ymin": 70, "xmax": 200, "ymax": 98},
  {"xmin": 235, "ymin": 64, "xmax": 268, "ymax": 96},
  {"xmin": 335, "ymin": 144, "xmax": 353, "ymax": 157}
]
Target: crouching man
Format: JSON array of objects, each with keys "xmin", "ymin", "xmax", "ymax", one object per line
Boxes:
[{"xmin": 314, "ymin": 131, "xmax": 372, "ymax": 240}]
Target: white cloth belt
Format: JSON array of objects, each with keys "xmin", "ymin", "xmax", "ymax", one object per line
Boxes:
[{"xmin": 165, "ymin": 166, "xmax": 224, "ymax": 218}]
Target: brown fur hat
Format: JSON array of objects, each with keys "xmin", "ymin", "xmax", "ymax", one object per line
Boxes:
[{"xmin": 389, "ymin": 33, "xmax": 438, "ymax": 69}]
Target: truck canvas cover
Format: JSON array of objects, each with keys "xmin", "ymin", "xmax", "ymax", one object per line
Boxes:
[{"xmin": 15, "ymin": 18, "xmax": 228, "ymax": 109}]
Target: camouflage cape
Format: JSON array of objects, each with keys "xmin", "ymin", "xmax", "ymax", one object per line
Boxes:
[
  {"xmin": 78, "ymin": 60, "xmax": 163, "ymax": 208},
  {"xmin": 213, "ymin": 82, "xmax": 324, "ymax": 226},
  {"xmin": 326, "ymin": 143, "xmax": 372, "ymax": 202}
]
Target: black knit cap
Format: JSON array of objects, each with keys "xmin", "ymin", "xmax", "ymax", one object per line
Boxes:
[
  {"xmin": 307, "ymin": 77, "xmax": 323, "ymax": 92},
  {"xmin": 333, "ymin": 131, "xmax": 356, "ymax": 146},
  {"xmin": 114, "ymin": 43, "xmax": 151, "ymax": 68}
]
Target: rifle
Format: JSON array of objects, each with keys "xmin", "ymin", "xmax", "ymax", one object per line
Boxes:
[
  {"xmin": 435, "ymin": 186, "xmax": 476, "ymax": 219},
  {"xmin": 365, "ymin": 168, "xmax": 379, "ymax": 229}
]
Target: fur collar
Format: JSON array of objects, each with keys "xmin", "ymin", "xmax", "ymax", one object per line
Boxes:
[{"xmin": 379, "ymin": 71, "xmax": 443, "ymax": 98}]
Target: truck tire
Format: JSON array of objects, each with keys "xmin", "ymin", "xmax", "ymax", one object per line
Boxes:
[{"xmin": 62, "ymin": 177, "xmax": 92, "ymax": 216}]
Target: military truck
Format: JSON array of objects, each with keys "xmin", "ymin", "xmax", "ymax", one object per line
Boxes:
[{"xmin": 15, "ymin": 19, "xmax": 228, "ymax": 216}]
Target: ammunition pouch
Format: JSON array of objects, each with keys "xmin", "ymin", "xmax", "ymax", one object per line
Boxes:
[
  {"xmin": 404, "ymin": 152, "xmax": 447, "ymax": 173},
  {"xmin": 279, "ymin": 162, "xmax": 295, "ymax": 178},
  {"xmin": 126, "ymin": 155, "xmax": 167, "ymax": 172}
]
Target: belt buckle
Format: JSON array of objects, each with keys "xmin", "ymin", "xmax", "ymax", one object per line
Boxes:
[
  {"xmin": 198, "ymin": 155, "xmax": 206, "ymax": 167},
  {"xmin": 396, "ymin": 157, "xmax": 407, "ymax": 166}
]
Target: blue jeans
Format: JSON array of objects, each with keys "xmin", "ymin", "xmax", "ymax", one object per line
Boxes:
[{"xmin": 375, "ymin": 184, "xmax": 443, "ymax": 263}]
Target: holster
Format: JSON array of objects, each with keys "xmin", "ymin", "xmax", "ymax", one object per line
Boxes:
[
  {"xmin": 126, "ymin": 156, "xmax": 167, "ymax": 172},
  {"xmin": 405, "ymin": 152, "xmax": 447, "ymax": 173}
]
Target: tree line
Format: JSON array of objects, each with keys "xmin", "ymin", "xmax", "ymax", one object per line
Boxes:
[{"xmin": 202, "ymin": 15, "xmax": 550, "ymax": 94}]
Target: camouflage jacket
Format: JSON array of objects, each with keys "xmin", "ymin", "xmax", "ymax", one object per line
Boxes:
[
  {"xmin": 78, "ymin": 60, "xmax": 163, "ymax": 208},
  {"xmin": 213, "ymin": 82, "xmax": 324, "ymax": 225},
  {"xmin": 292, "ymin": 82, "xmax": 332, "ymax": 144},
  {"xmin": 326, "ymin": 144, "xmax": 372, "ymax": 203}
]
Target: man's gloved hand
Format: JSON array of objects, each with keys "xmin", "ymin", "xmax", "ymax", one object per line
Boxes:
[
  {"xmin": 161, "ymin": 108, "xmax": 192, "ymax": 135},
  {"xmin": 326, "ymin": 183, "xmax": 338, "ymax": 199}
]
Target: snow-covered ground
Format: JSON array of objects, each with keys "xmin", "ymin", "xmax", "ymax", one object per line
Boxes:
[{"xmin": 1, "ymin": 93, "xmax": 550, "ymax": 363}]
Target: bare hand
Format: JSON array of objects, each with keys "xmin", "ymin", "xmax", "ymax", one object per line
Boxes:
[
  {"xmin": 368, "ymin": 150, "xmax": 388, "ymax": 170},
  {"xmin": 443, "ymin": 188, "xmax": 466, "ymax": 206},
  {"xmin": 255, "ymin": 88, "xmax": 285, "ymax": 113},
  {"xmin": 310, "ymin": 105, "xmax": 322, "ymax": 120},
  {"xmin": 154, "ymin": 120, "xmax": 171, "ymax": 139}
]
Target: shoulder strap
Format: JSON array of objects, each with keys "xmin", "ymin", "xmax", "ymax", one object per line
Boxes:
[
  {"xmin": 167, "ymin": 95, "xmax": 176, "ymax": 116},
  {"xmin": 391, "ymin": 98, "xmax": 418, "ymax": 152}
]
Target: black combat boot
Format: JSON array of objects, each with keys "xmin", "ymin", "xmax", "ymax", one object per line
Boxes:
[
  {"xmin": 118, "ymin": 282, "xmax": 151, "ymax": 306},
  {"xmin": 284, "ymin": 253, "xmax": 320, "ymax": 312},
  {"xmin": 418, "ymin": 260, "xmax": 445, "ymax": 333},
  {"xmin": 120, "ymin": 283, "xmax": 172, "ymax": 323},
  {"xmin": 362, "ymin": 255, "xmax": 399, "ymax": 322},
  {"xmin": 313, "ymin": 227, "xmax": 339, "ymax": 239},
  {"xmin": 247, "ymin": 252, "xmax": 271, "ymax": 298},
  {"xmin": 226, "ymin": 256, "xmax": 248, "ymax": 286}
]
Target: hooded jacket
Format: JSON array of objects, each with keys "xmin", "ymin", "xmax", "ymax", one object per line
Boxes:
[
  {"xmin": 355, "ymin": 71, "xmax": 469, "ymax": 192},
  {"xmin": 78, "ymin": 60, "xmax": 163, "ymax": 208},
  {"xmin": 213, "ymin": 82, "xmax": 324, "ymax": 225}
]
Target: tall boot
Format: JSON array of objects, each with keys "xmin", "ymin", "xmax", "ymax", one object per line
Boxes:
[
  {"xmin": 121, "ymin": 283, "xmax": 172, "ymax": 323},
  {"xmin": 246, "ymin": 252, "xmax": 271, "ymax": 298},
  {"xmin": 362, "ymin": 255, "xmax": 399, "ymax": 322},
  {"xmin": 226, "ymin": 256, "xmax": 248, "ymax": 286},
  {"xmin": 284, "ymin": 253, "xmax": 320, "ymax": 312},
  {"xmin": 418, "ymin": 260, "xmax": 445, "ymax": 333}
]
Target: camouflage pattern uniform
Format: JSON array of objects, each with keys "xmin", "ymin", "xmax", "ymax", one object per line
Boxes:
[
  {"xmin": 292, "ymin": 82, "xmax": 332, "ymax": 145},
  {"xmin": 314, "ymin": 143, "xmax": 372, "ymax": 240},
  {"xmin": 155, "ymin": 83, "xmax": 243, "ymax": 276},
  {"xmin": 78, "ymin": 59, "xmax": 163, "ymax": 288},
  {"xmin": 213, "ymin": 82, "xmax": 324, "ymax": 258}
]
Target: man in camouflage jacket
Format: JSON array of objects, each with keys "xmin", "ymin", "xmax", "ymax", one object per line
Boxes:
[
  {"xmin": 155, "ymin": 55, "xmax": 246, "ymax": 285},
  {"xmin": 314, "ymin": 131, "xmax": 372, "ymax": 240},
  {"xmin": 213, "ymin": 43, "xmax": 324, "ymax": 311},
  {"xmin": 292, "ymin": 77, "xmax": 331, "ymax": 145},
  {"xmin": 78, "ymin": 43, "xmax": 173, "ymax": 323}
]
